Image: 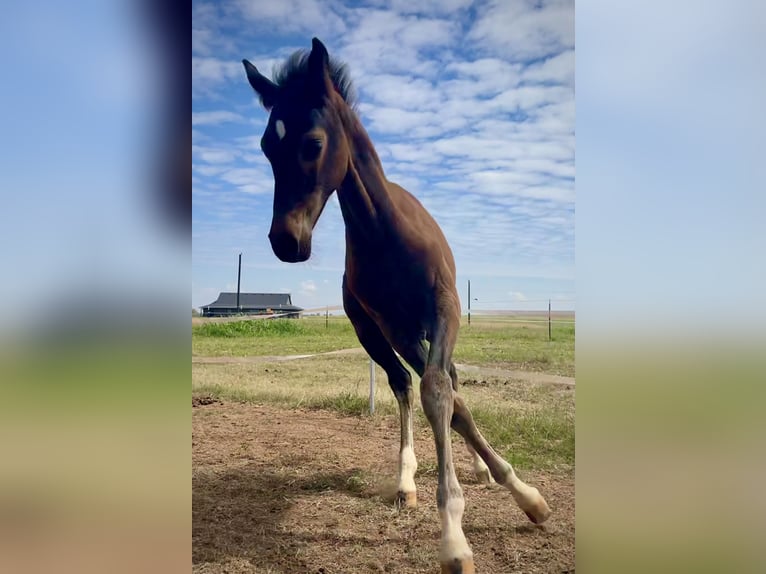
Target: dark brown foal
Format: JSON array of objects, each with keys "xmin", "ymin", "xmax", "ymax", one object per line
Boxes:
[{"xmin": 243, "ymin": 37, "xmax": 550, "ymax": 573}]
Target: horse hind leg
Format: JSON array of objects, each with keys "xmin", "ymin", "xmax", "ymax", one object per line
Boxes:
[
  {"xmin": 451, "ymin": 394, "xmax": 551, "ymax": 524},
  {"xmin": 447, "ymin": 364, "xmax": 492, "ymax": 485},
  {"xmin": 466, "ymin": 443, "xmax": 494, "ymax": 484}
]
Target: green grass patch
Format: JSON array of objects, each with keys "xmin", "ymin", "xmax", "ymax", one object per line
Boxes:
[
  {"xmin": 310, "ymin": 391, "xmax": 394, "ymax": 417},
  {"xmin": 193, "ymin": 315, "xmax": 574, "ymax": 377},
  {"xmin": 468, "ymin": 404, "xmax": 574, "ymax": 470},
  {"xmin": 194, "ymin": 318, "xmax": 307, "ymax": 338},
  {"xmin": 193, "ymin": 317, "xmax": 359, "ymax": 357},
  {"xmin": 407, "ymin": 401, "xmax": 573, "ymax": 471},
  {"xmin": 454, "ymin": 322, "xmax": 574, "ymax": 376}
]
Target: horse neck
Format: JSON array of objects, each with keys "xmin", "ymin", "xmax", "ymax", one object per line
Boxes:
[{"xmin": 336, "ymin": 110, "xmax": 393, "ymax": 245}]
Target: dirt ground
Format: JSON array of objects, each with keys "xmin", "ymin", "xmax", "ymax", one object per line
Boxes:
[{"xmin": 193, "ymin": 401, "xmax": 574, "ymax": 574}]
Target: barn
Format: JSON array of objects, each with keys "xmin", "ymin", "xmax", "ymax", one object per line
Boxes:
[{"xmin": 200, "ymin": 292, "xmax": 303, "ymax": 318}]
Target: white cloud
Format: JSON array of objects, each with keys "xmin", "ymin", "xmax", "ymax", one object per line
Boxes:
[
  {"xmin": 339, "ymin": 9, "xmax": 459, "ymax": 76},
  {"xmin": 194, "ymin": 165, "xmax": 228, "ymax": 177},
  {"xmin": 378, "ymin": 142, "xmax": 441, "ymax": 164},
  {"xmin": 521, "ymin": 49, "xmax": 575, "ymax": 86},
  {"xmin": 192, "ymin": 28, "xmax": 213, "ymax": 56},
  {"xmin": 357, "ymin": 74, "xmax": 438, "ymax": 110},
  {"xmin": 192, "ymin": 57, "xmax": 241, "ymax": 94},
  {"xmin": 508, "ymin": 291, "xmax": 528, "ymax": 301},
  {"xmin": 192, "ymin": 0, "xmax": 575, "ymax": 304},
  {"xmin": 300, "ymin": 280, "xmax": 317, "ymax": 296},
  {"xmin": 192, "ymin": 110, "xmax": 245, "ymax": 126},
  {"xmin": 235, "ymin": 135, "xmax": 265, "ymax": 151},
  {"xmin": 446, "ymin": 59, "xmax": 523, "ymax": 97},
  {"xmin": 235, "ymin": 0, "xmax": 346, "ymax": 36},
  {"xmin": 219, "ymin": 167, "xmax": 273, "ymax": 195},
  {"xmin": 490, "ymin": 84, "xmax": 572, "ymax": 110},
  {"xmin": 363, "ymin": 0, "xmax": 474, "ymax": 15},
  {"xmin": 192, "ymin": 3, "xmax": 239, "ymax": 57},
  {"xmin": 469, "ymin": 0, "xmax": 574, "ymax": 61},
  {"xmin": 359, "ymin": 105, "xmax": 444, "ymax": 136},
  {"xmin": 192, "ymin": 144, "xmax": 240, "ymax": 164}
]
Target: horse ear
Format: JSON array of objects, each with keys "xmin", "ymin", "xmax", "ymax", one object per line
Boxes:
[
  {"xmin": 242, "ymin": 59, "xmax": 278, "ymax": 110},
  {"xmin": 308, "ymin": 38, "xmax": 333, "ymax": 101}
]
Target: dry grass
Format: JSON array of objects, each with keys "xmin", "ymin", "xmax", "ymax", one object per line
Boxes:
[
  {"xmin": 192, "ymin": 353, "xmax": 574, "ymax": 472},
  {"xmin": 192, "ymin": 403, "xmax": 575, "ymax": 574},
  {"xmin": 192, "ymin": 315, "xmax": 575, "ymax": 572}
]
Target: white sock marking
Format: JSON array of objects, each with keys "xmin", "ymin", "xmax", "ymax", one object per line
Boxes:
[
  {"xmin": 439, "ymin": 495, "xmax": 472, "ymax": 562},
  {"xmin": 502, "ymin": 463, "xmax": 543, "ymax": 511},
  {"xmin": 397, "ymin": 395, "xmax": 417, "ymax": 494},
  {"xmin": 398, "ymin": 446, "xmax": 417, "ymax": 493}
]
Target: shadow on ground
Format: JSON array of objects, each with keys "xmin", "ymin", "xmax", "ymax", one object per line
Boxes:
[{"xmin": 193, "ymin": 461, "xmax": 376, "ymax": 572}]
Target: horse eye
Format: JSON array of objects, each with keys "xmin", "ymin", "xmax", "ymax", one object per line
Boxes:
[{"xmin": 301, "ymin": 138, "xmax": 323, "ymax": 162}]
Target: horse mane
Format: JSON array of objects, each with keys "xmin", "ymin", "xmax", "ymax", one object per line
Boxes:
[{"xmin": 272, "ymin": 49, "xmax": 358, "ymax": 110}]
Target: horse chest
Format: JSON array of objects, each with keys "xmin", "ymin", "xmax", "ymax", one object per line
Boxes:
[{"xmin": 346, "ymin": 256, "xmax": 432, "ymax": 327}]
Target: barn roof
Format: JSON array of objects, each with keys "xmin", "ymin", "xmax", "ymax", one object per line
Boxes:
[{"xmin": 202, "ymin": 292, "xmax": 302, "ymax": 310}]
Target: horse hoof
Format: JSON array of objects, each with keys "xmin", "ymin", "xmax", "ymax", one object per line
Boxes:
[
  {"xmin": 396, "ymin": 490, "xmax": 417, "ymax": 508},
  {"xmin": 475, "ymin": 468, "xmax": 493, "ymax": 484},
  {"xmin": 441, "ymin": 557, "xmax": 475, "ymax": 574},
  {"xmin": 520, "ymin": 490, "xmax": 552, "ymax": 524}
]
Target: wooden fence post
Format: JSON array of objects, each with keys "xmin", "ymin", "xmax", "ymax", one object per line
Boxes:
[
  {"xmin": 548, "ymin": 299, "xmax": 552, "ymax": 341},
  {"xmin": 369, "ymin": 358, "xmax": 375, "ymax": 414}
]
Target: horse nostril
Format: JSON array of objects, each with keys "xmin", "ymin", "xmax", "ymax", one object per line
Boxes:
[{"xmin": 269, "ymin": 232, "xmax": 300, "ymax": 262}]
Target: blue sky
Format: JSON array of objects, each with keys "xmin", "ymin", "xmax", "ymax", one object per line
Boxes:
[{"xmin": 192, "ymin": 0, "xmax": 574, "ymax": 313}]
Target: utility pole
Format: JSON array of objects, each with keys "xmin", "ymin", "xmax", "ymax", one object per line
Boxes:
[
  {"xmin": 236, "ymin": 253, "xmax": 242, "ymax": 313},
  {"xmin": 468, "ymin": 279, "xmax": 471, "ymax": 326}
]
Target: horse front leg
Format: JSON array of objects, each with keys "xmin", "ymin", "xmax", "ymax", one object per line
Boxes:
[
  {"xmin": 343, "ymin": 281, "xmax": 418, "ymax": 507},
  {"xmin": 393, "ymin": 382, "xmax": 418, "ymax": 507}
]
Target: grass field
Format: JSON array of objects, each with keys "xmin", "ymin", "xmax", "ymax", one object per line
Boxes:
[
  {"xmin": 192, "ymin": 314, "xmax": 574, "ymax": 471},
  {"xmin": 193, "ymin": 314, "xmax": 574, "ymax": 377},
  {"xmin": 192, "ymin": 314, "xmax": 575, "ymax": 572}
]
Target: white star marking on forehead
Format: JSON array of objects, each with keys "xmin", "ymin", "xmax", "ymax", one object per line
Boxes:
[{"xmin": 275, "ymin": 120, "xmax": 286, "ymax": 140}]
